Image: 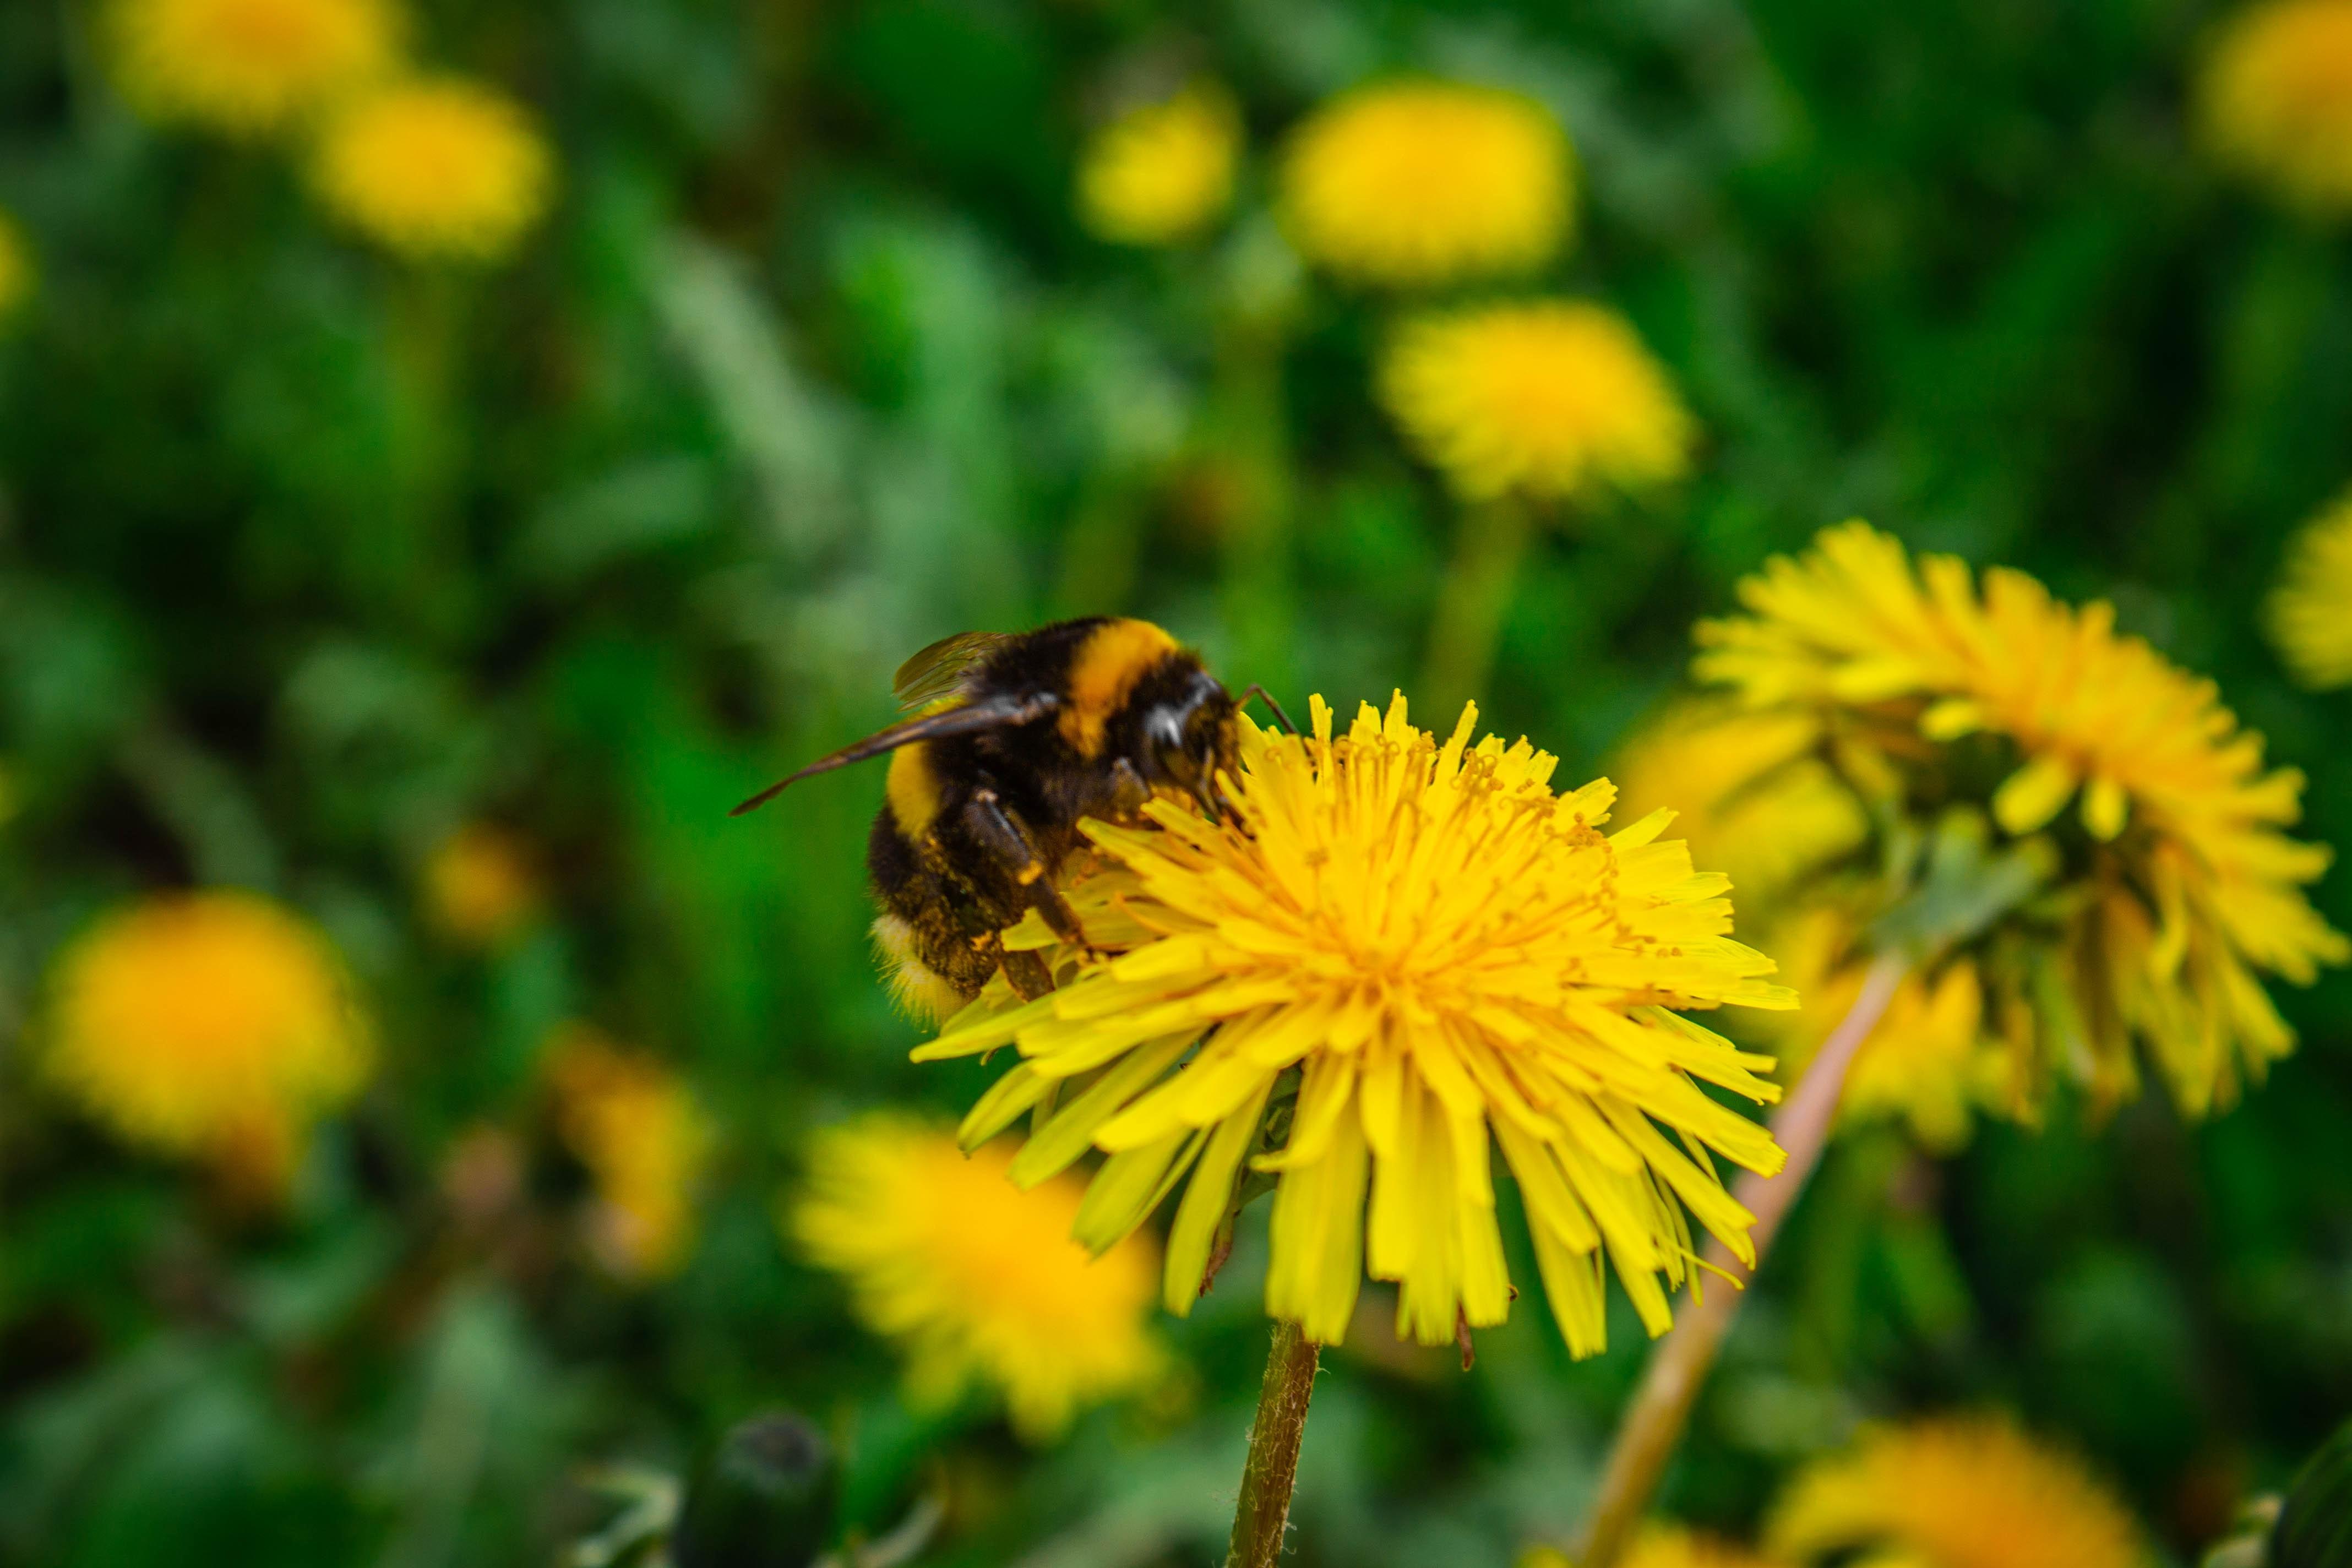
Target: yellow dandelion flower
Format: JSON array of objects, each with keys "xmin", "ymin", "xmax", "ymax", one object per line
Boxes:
[
  {"xmin": 1280, "ymin": 80, "xmax": 1573, "ymax": 287},
  {"xmin": 1762, "ymin": 907, "xmax": 1999, "ymax": 1152},
  {"xmin": 2198, "ymin": 0, "xmax": 2352, "ymax": 213},
  {"xmin": 1380, "ymin": 302, "xmax": 1696, "ymax": 503},
  {"xmin": 791, "ymin": 1114, "xmax": 1163, "ymax": 1442},
  {"xmin": 2268, "ymin": 488, "xmax": 2352, "ymax": 688},
  {"xmin": 1610, "ymin": 700, "xmax": 1869, "ymax": 909},
  {"xmin": 915, "ymin": 695, "xmax": 1793, "ymax": 1358},
  {"xmin": 1766, "ymin": 1417, "xmax": 2148, "ymax": 1568},
  {"xmin": 1077, "ymin": 84, "xmax": 1242, "ymax": 247},
  {"xmin": 311, "ymin": 77, "xmax": 553, "ymax": 263},
  {"xmin": 1697, "ymin": 521, "xmax": 2349, "ymax": 1115},
  {"xmin": 547, "ymin": 1025, "xmax": 712, "ymax": 1281},
  {"xmin": 0, "ymin": 210, "xmax": 34, "ymax": 323},
  {"xmin": 41, "ymin": 891, "xmax": 372, "ymax": 1193},
  {"xmin": 108, "ymin": 0, "xmax": 402, "ymax": 139},
  {"xmin": 422, "ymin": 823, "xmax": 542, "ymax": 949}
]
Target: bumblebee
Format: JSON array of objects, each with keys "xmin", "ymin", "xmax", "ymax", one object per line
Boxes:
[{"xmin": 734, "ymin": 618, "xmax": 1286, "ymax": 1019}]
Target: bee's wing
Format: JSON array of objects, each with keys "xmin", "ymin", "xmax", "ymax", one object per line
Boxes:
[
  {"xmin": 729, "ymin": 689, "xmax": 1059, "ymax": 816},
  {"xmin": 893, "ymin": 631, "xmax": 1012, "ymax": 711}
]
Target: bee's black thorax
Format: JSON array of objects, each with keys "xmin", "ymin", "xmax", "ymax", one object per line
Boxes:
[{"xmin": 838, "ymin": 616, "xmax": 1241, "ymax": 1012}]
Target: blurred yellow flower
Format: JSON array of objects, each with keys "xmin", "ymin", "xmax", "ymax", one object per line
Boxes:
[
  {"xmin": 1379, "ymin": 302, "xmax": 1695, "ymax": 503},
  {"xmin": 1280, "ymin": 80, "xmax": 1572, "ymax": 286},
  {"xmin": 2198, "ymin": 0, "xmax": 2352, "ymax": 212},
  {"xmin": 1766, "ymin": 1417, "xmax": 2146, "ymax": 1568},
  {"xmin": 1698, "ymin": 521, "xmax": 2349, "ymax": 1115},
  {"xmin": 1763, "ymin": 907, "xmax": 1997, "ymax": 1152},
  {"xmin": 1521, "ymin": 1526, "xmax": 1781, "ymax": 1568},
  {"xmin": 2267, "ymin": 487, "xmax": 2352, "ymax": 688},
  {"xmin": 41, "ymin": 891, "xmax": 372, "ymax": 1199},
  {"xmin": 791, "ymin": 1114, "xmax": 1162, "ymax": 1442},
  {"xmin": 311, "ymin": 78, "xmax": 553, "ymax": 263},
  {"xmin": 916, "ymin": 695, "xmax": 1793, "ymax": 1358},
  {"xmin": 547, "ymin": 1025, "xmax": 712, "ymax": 1281},
  {"xmin": 1077, "ymin": 84, "xmax": 1241, "ymax": 247},
  {"xmin": 0, "ymin": 210, "xmax": 34, "ymax": 323},
  {"xmin": 422, "ymin": 823, "xmax": 542, "ymax": 948},
  {"xmin": 109, "ymin": 0, "xmax": 402, "ymax": 138},
  {"xmin": 1610, "ymin": 700, "xmax": 1869, "ymax": 908}
]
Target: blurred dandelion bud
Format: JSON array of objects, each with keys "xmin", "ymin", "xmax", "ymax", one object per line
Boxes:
[
  {"xmin": 1766, "ymin": 1417, "xmax": 2146, "ymax": 1568},
  {"xmin": 912, "ymin": 695, "xmax": 1794, "ymax": 1358},
  {"xmin": 2267, "ymin": 488, "xmax": 2352, "ymax": 690},
  {"xmin": 310, "ymin": 77, "xmax": 554, "ymax": 264},
  {"xmin": 672, "ymin": 1413, "xmax": 840, "ymax": 1568},
  {"xmin": 107, "ymin": 0, "xmax": 404, "ymax": 139},
  {"xmin": 1279, "ymin": 79, "xmax": 1574, "ymax": 287},
  {"xmin": 0, "ymin": 209, "xmax": 35, "ymax": 325},
  {"xmin": 2197, "ymin": 0, "xmax": 2352, "ymax": 214},
  {"xmin": 1695, "ymin": 521, "xmax": 2348, "ymax": 1121},
  {"xmin": 422, "ymin": 822, "xmax": 542, "ymax": 949},
  {"xmin": 788, "ymin": 1114, "xmax": 1163, "ymax": 1443},
  {"xmin": 1379, "ymin": 301, "xmax": 1695, "ymax": 505},
  {"xmin": 438, "ymin": 1121, "xmax": 525, "ymax": 1233},
  {"xmin": 1077, "ymin": 83, "xmax": 1242, "ymax": 248},
  {"xmin": 545, "ymin": 1024, "xmax": 712, "ymax": 1282},
  {"xmin": 40, "ymin": 890, "xmax": 373, "ymax": 1205}
]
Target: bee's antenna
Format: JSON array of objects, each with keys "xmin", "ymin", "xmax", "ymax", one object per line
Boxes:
[{"xmin": 1235, "ymin": 684, "xmax": 1297, "ymax": 735}]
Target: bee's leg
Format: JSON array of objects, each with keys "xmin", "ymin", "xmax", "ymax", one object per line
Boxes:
[
  {"xmin": 1235, "ymin": 683, "xmax": 1297, "ymax": 735},
  {"xmin": 1105, "ymin": 757, "xmax": 1151, "ymax": 820},
  {"xmin": 962, "ymin": 789, "xmax": 1090, "ymax": 955},
  {"xmin": 991, "ymin": 934, "xmax": 1057, "ymax": 1001}
]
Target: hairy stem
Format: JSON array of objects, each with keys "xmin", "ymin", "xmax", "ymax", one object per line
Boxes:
[
  {"xmin": 1574, "ymin": 951, "xmax": 1909, "ymax": 1568},
  {"xmin": 1225, "ymin": 1317, "xmax": 1320, "ymax": 1568}
]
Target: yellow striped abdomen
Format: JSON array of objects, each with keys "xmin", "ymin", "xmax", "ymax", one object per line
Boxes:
[{"xmin": 885, "ymin": 741, "xmax": 945, "ymax": 835}]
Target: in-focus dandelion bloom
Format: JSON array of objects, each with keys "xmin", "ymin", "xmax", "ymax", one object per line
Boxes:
[
  {"xmin": 2268, "ymin": 488, "xmax": 2352, "ymax": 689},
  {"xmin": 1697, "ymin": 521, "xmax": 2349, "ymax": 1115},
  {"xmin": 423, "ymin": 823, "xmax": 542, "ymax": 948},
  {"xmin": 1764, "ymin": 907, "xmax": 1996, "ymax": 1152},
  {"xmin": 547, "ymin": 1026, "xmax": 712, "ymax": 1281},
  {"xmin": 1380, "ymin": 302, "xmax": 1695, "ymax": 503},
  {"xmin": 0, "ymin": 210, "xmax": 33, "ymax": 323},
  {"xmin": 915, "ymin": 696, "xmax": 1793, "ymax": 1356},
  {"xmin": 311, "ymin": 78, "xmax": 553, "ymax": 263},
  {"xmin": 42, "ymin": 891, "xmax": 372, "ymax": 1196},
  {"xmin": 1280, "ymin": 80, "xmax": 1573, "ymax": 287},
  {"xmin": 1610, "ymin": 700, "xmax": 1868, "ymax": 909},
  {"xmin": 1766, "ymin": 1417, "xmax": 2146, "ymax": 1568},
  {"xmin": 1077, "ymin": 84, "xmax": 1241, "ymax": 247},
  {"xmin": 791, "ymin": 1115, "xmax": 1162, "ymax": 1441},
  {"xmin": 108, "ymin": 0, "xmax": 401, "ymax": 138},
  {"xmin": 2197, "ymin": 0, "xmax": 2352, "ymax": 212}
]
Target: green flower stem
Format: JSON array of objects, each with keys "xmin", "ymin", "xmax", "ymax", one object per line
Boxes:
[
  {"xmin": 1224, "ymin": 1316, "xmax": 1321, "ymax": 1568},
  {"xmin": 1419, "ymin": 496, "xmax": 1535, "ymax": 721},
  {"xmin": 385, "ymin": 265, "xmax": 469, "ymax": 640},
  {"xmin": 1054, "ymin": 470, "xmax": 1152, "ymax": 617},
  {"xmin": 1210, "ymin": 320, "xmax": 1296, "ymax": 695},
  {"xmin": 1574, "ymin": 950, "xmax": 1909, "ymax": 1568}
]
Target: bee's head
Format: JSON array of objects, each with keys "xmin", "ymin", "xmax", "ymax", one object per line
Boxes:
[{"xmin": 1134, "ymin": 660, "xmax": 1239, "ymax": 824}]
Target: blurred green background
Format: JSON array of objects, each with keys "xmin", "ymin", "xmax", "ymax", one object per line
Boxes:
[{"xmin": 4, "ymin": 1, "xmax": 2351, "ymax": 1565}]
